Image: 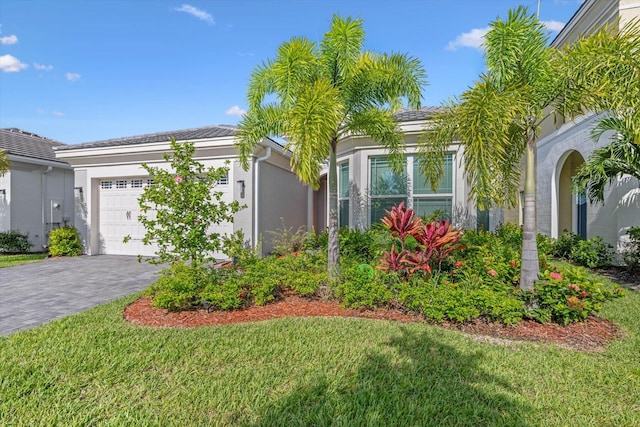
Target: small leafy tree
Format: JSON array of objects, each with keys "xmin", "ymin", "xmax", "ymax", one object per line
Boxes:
[
  {"xmin": 129, "ymin": 139, "xmax": 243, "ymax": 274},
  {"xmin": 0, "ymin": 150, "xmax": 9, "ymax": 176}
]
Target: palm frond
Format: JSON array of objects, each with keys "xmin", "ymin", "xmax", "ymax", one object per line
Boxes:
[
  {"xmin": 235, "ymin": 104, "xmax": 287, "ymax": 170},
  {"xmin": 320, "ymin": 15, "xmax": 365, "ymax": 86},
  {"xmin": 286, "ymin": 78, "xmax": 342, "ymax": 188},
  {"xmin": 343, "ymin": 108, "xmax": 404, "ymax": 172}
]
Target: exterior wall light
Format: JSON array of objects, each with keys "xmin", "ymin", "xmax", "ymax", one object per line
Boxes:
[{"xmin": 236, "ymin": 180, "xmax": 245, "ymax": 199}]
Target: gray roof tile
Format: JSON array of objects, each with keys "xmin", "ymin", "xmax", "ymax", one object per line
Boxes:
[
  {"xmin": 0, "ymin": 128, "xmax": 68, "ymax": 164},
  {"xmin": 394, "ymin": 106, "xmax": 443, "ymax": 122},
  {"xmin": 55, "ymin": 125, "xmax": 238, "ymax": 151}
]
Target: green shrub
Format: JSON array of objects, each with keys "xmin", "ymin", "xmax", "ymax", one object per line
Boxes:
[
  {"xmin": 48, "ymin": 226, "xmax": 83, "ymax": 257},
  {"xmin": 146, "ymin": 262, "xmax": 209, "ymax": 311},
  {"xmin": 526, "ymin": 267, "xmax": 624, "ymax": 325},
  {"xmin": 267, "ymin": 220, "xmax": 308, "ymax": 256},
  {"xmin": 0, "ymin": 230, "xmax": 32, "ymax": 253},
  {"xmin": 336, "ymin": 265, "xmax": 393, "ymax": 309},
  {"xmin": 570, "ymin": 237, "xmax": 614, "ymax": 268},
  {"xmin": 622, "ymin": 226, "xmax": 640, "ymax": 270},
  {"xmin": 552, "ymin": 231, "xmax": 581, "ymax": 259},
  {"xmin": 200, "ymin": 273, "xmax": 248, "ymax": 311}
]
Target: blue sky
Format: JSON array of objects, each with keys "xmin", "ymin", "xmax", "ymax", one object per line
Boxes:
[{"xmin": 0, "ymin": 0, "xmax": 582, "ymax": 145}]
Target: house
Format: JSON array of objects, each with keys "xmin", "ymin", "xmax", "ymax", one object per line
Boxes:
[
  {"xmin": 53, "ymin": 125, "xmax": 309, "ymax": 257},
  {"xmin": 314, "ymin": 107, "xmax": 487, "ymax": 232},
  {"xmin": 535, "ymin": 0, "xmax": 640, "ymax": 252},
  {"xmin": 0, "ymin": 128, "xmax": 75, "ymax": 251}
]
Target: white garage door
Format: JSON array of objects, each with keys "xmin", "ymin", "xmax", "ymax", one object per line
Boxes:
[
  {"xmin": 99, "ymin": 178, "xmax": 157, "ymax": 256},
  {"xmin": 98, "ymin": 177, "xmax": 235, "ymax": 258}
]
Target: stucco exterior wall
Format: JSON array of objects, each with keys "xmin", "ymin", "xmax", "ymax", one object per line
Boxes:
[
  {"xmin": 0, "ymin": 172, "xmax": 10, "ymax": 232},
  {"xmin": 1, "ymin": 162, "xmax": 73, "ymax": 251},
  {"xmin": 257, "ymin": 159, "xmax": 308, "ymax": 255},
  {"xmin": 536, "ymin": 113, "xmax": 639, "ymax": 251}
]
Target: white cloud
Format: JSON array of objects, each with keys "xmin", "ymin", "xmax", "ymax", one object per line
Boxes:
[
  {"xmin": 0, "ymin": 34, "xmax": 18, "ymax": 45},
  {"xmin": 66, "ymin": 72, "xmax": 81, "ymax": 81},
  {"xmin": 37, "ymin": 108, "xmax": 45, "ymax": 114},
  {"xmin": 542, "ymin": 20, "xmax": 565, "ymax": 32},
  {"xmin": 446, "ymin": 27, "xmax": 488, "ymax": 51},
  {"xmin": 225, "ymin": 105, "xmax": 246, "ymax": 117},
  {"xmin": 0, "ymin": 54, "xmax": 28, "ymax": 72},
  {"xmin": 52, "ymin": 111, "xmax": 64, "ymax": 116},
  {"xmin": 34, "ymin": 62, "xmax": 53, "ymax": 71},
  {"xmin": 174, "ymin": 4, "xmax": 214, "ymax": 24}
]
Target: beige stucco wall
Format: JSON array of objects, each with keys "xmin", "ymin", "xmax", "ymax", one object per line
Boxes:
[{"xmin": 0, "ymin": 161, "xmax": 74, "ymax": 251}]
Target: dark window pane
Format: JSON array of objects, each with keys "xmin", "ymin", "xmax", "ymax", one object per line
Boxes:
[
  {"xmin": 414, "ymin": 198, "xmax": 452, "ymax": 220},
  {"xmin": 370, "ymin": 157, "xmax": 407, "ymax": 196},
  {"xmin": 370, "ymin": 197, "xmax": 407, "ymax": 225},
  {"xmin": 414, "ymin": 154, "xmax": 453, "ymax": 194},
  {"xmin": 339, "ymin": 200, "xmax": 349, "ymax": 228}
]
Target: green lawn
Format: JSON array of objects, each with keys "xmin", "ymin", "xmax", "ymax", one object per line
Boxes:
[
  {"xmin": 1, "ymin": 289, "xmax": 639, "ymax": 426},
  {"xmin": 0, "ymin": 253, "xmax": 47, "ymax": 268}
]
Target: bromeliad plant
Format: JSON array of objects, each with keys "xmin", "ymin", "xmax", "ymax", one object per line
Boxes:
[{"xmin": 378, "ymin": 202, "xmax": 465, "ymax": 277}]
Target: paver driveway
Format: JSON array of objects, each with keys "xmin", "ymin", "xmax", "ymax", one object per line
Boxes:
[{"xmin": 0, "ymin": 255, "xmax": 163, "ymax": 336}]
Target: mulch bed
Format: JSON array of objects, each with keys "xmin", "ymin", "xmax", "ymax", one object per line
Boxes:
[{"xmin": 124, "ymin": 295, "xmax": 625, "ymax": 352}]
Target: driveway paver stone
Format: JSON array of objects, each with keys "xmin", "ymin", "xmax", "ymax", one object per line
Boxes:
[{"xmin": 0, "ymin": 255, "xmax": 162, "ymax": 336}]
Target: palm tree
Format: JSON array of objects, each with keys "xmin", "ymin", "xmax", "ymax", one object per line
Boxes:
[
  {"xmin": 235, "ymin": 15, "xmax": 426, "ymax": 277},
  {"xmin": 573, "ymin": 116, "xmax": 640, "ymax": 204},
  {"xmin": 0, "ymin": 150, "xmax": 9, "ymax": 176},
  {"xmin": 562, "ymin": 20, "xmax": 640, "ymax": 204},
  {"xmin": 419, "ymin": 7, "xmax": 557, "ymax": 290},
  {"xmin": 420, "ymin": 8, "xmax": 640, "ymax": 291}
]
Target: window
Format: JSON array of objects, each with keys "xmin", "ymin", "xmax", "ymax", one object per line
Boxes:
[
  {"xmin": 412, "ymin": 154, "xmax": 453, "ymax": 220},
  {"xmin": 116, "ymin": 180, "xmax": 127, "ymax": 189},
  {"xmin": 100, "ymin": 181, "xmax": 112, "ymax": 190},
  {"xmin": 370, "ymin": 156, "xmax": 407, "ymax": 225},
  {"xmin": 131, "ymin": 179, "xmax": 143, "ymax": 188},
  {"xmin": 217, "ymin": 174, "xmax": 229, "ymax": 185},
  {"xmin": 145, "ymin": 179, "xmax": 155, "ymax": 187},
  {"xmin": 369, "ymin": 154, "xmax": 454, "ymax": 225},
  {"xmin": 338, "ymin": 162, "xmax": 349, "ymax": 228}
]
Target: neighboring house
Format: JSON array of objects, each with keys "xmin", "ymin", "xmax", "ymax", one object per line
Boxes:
[
  {"xmin": 313, "ymin": 107, "xmax": 489, "ymax": 232},
  {"xmin": 0, "ymin": 128, "xmax": 74, "ymax": 251},
  {"xmin": 54, "ymin": 125, "xmax": 309, "ymax": 257},
  {"xmin": 536, "ymin": 0, "xmax": 640, "ymax": 252}
]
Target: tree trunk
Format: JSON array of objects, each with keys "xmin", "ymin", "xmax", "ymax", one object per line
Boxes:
[
  {"xmin": 327, "ymin": 138, "xmax": 340, "ymax": 280},
  {"xmin": 520, "ymin": 133, "xmax": 539, "ymax": 291}
]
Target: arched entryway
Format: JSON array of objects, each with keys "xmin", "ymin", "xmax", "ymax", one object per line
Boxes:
[{"xmin": 556, "ymin": 150, "xmax": 586, "ymax": 238}]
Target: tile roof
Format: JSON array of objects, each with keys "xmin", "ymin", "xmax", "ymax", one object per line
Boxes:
[
  {"xmin": 0, "ymin": 128, "xmax": 68, "ymax": 164},
  {"xmin": 55, "ymin": 125, "xmax": 238, "ymax": 151},
  {"xmin": 394, "ymin": 106, "xmax": 443, "ymax": 122}
]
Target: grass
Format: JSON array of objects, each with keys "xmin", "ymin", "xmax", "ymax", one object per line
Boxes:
[
  {"xmin": 0, "ymin": 253, "xmax": 47, "ymax": 268},
  {"xmin": 1, "ymin": 281, "xmax": 639, "ymax": 425}
]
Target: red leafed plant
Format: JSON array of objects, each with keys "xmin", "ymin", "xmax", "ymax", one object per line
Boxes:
[
  {"xmin": 415, "ymin": 220, "xmax": 466, "ymax": 271},
  {"xmin": 378, "ymin": 244, "xmax": 407, "ymax": 272},
  {"xmin": 378, "ymin": 203, "xmax": 465, "ymax": 278},
  {"xmin": 381, "ymin": 202, "xmax": 422, "ymax": 247}
]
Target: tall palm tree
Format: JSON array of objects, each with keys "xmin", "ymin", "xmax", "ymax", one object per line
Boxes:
[
  {"xmin": 420, "ymin": 8, "xmax": 640, "ymax": 291},
  {"xmin": 235, "ymin": 15, "xmax": 426, "ymax": 277},
  {"xmin": 0, "ymin": 150, "xmax": 9, "ymax": 176},
  {"xmin": 419, "ymin": 7, "xmax": 558, "ymax": 290}
]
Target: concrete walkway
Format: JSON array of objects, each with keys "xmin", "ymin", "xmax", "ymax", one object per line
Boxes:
[{"xmin": 0, "ymin": 255, "xmax": 163, "ymax": 336}]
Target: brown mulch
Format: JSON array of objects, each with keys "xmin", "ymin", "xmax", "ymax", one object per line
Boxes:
[{"xmin": 124, "ymin": 294, "xmax": 625, "ymax": 352}]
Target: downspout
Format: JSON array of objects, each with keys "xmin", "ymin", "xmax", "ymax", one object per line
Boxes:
[
  {"xmin": 253, "ymin": 147, "xmax": 271, "ymax": 255},
  {"xmin": 41, "ymin": 166, "xmax": 53, "ymax": 250}
]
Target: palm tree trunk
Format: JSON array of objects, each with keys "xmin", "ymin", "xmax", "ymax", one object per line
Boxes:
[
  {"xmin": 328, "ymin": 138, "xmax": 340, "ymax": 279},
  {"xmin": 520, "ymin": 133, "xmax": 539, "ymax": 291}
]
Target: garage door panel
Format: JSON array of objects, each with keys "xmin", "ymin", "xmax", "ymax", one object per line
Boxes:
[{"xmin": 99, "ymin": 178, "xmax": 233, "ymax": 258}]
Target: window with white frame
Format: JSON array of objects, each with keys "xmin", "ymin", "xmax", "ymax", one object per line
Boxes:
[
  {"xmin": 338, "ymin": 161, "xmax": 349, "ymax": 228},
  {"xmin": 369, "ymin": 154, "xmax": 454, "ymax": 225},
  {"xmin": 131, "ymin": 179, "xmax": 144, "ymax": 188},
  {"xmin": 100, "ymin": 181, "xmax": 113, "ymax": 190},
  {"xmin": 116, "ymin": 180, "xmax": 127, "ymax": 189}
]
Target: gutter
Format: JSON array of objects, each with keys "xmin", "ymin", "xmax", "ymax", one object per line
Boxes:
[
  {"xmin": 253, "ymin": 147, "xmax": 271, "ymax": 254},
  {"xmin": 41, "ymin": 166, "xmax": 53, "ymax": 250}
]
